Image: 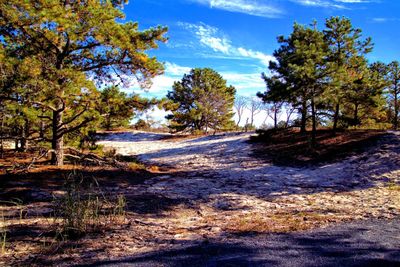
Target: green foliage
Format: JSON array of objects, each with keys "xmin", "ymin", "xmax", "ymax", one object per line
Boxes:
[
  {"xmin": 323, "ymin": 16, "xmax": 373, "ymax": 130},
  {"xmin": 259, "ymin": 21, "xmax": 328, "ymax": 142},
  {"xmin": 385, "ymin": 61, "xmax": 400, "ymax": 129},
  {"xmin": 258, "ymin": 16, "xmax": 387, "ymax": 135},
  {"xmin": 98, "ymin": 86, "xmax": 156, "ymax": 130},
  {"xmin": 133, "ymin": 119, "xmax": 151, "ymax": 130},
  {"xmin": 0, "ymin": 0, "xmax": 167, "ymax": 165},
  {"xmin": 165, "ymin": 68, "xmax": 236, "ymax": 133}
]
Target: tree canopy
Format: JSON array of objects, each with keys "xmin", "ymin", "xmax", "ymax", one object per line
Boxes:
[
  {"xmin": 258, "ymin": 17, "xmax": 389, "ymax": 140},
  {"xmin": 165, "ymin": 68, "xmax": 236, "ymax": 133},
  {"xmin": 0, "ymin": 0, "xmax": 167, "ymax": 165}
]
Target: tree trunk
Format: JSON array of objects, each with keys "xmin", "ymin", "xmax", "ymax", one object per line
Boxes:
[
  {"xmin": 274, "ymin": 108, "xmax": 278, "ymax": 129},
  {"xmin": 300, "ymin": 99, "xmax": 307, "ymax": 133},
  {"xmin": 106, "ymin": 114, "xmax": 112, "ymax": 131},
  {"xmin": 20, "ymin": 118, "xmax": 29, "ymax": 152},
  {"xmin": 286, "ymin": 108, "xmax": 294, "ymax": 128},
  {"xmin": 0, "ymin": 114, "xmax": 3, "ymax": 159},
  {"xmin": 333, "ymin": 103, "xmax": 340, "ymax": 133},
  {"xmin": 40, "ymin": 120, "xmax": 45, "ymax": 139},
  {"xmin": 311, "ymin": 97, "xmax": 317, "ymax": 147},
  {"xmin": 353, "ymin": 103, "xmax": 359, "ymax": 126},
  {"xmin": 236, "ymin": 113, "xmax": 241, "ymax": 127},
  {"xmin": 51, "ymin": 109, "xmax": 64, "ymax": 166},
  {"xmin": 15, "ymin": 139, "xmax": 19, "ymax": 151},
  {"xmin": 394, "ymin": 86, "xmax": 398, "ymax": 130}
]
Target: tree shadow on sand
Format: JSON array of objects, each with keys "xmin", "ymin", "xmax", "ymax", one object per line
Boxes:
[{"xmin": 48, "ymin": 218, "xmax": 400, "ymax": 267}]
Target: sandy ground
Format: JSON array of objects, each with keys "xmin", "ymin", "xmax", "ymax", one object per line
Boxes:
[
  {"xmin": 65, "ymin": 130, "xmax": 399, "ymax": 266},
  {"xmin": 7, "ymin": 130, "xmax": 399, "ymax": 266},
  {"xmin": 98, "ymin": 131, "xmax": 400, "ymax": 218}
]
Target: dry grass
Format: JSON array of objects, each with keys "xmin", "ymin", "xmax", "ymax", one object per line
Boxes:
[
  {"xmin": 387, "ymin": 182, "xmax": 400, "ymax": 191},
  {"xmin": 222, "ymin": 211, "xmax": 341, "ymax": 234}
]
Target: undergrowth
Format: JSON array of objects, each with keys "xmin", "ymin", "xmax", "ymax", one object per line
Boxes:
[{"xmin": 52, "ymin": 170, "xmax": 127, "ymax": 240}]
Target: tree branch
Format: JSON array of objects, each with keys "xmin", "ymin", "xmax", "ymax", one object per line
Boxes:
[
  {"xmin": 60, "ymin": 104, "xmax": 88, "ymax": 128},
  {"xmin": 59, "ymin": 117, "xmax": 94, "ymax": 136}
]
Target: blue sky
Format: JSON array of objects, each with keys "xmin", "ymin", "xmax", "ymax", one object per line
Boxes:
[{"xmin": 121, "ymin": 0, "xmax": 400, "ymax": 125}]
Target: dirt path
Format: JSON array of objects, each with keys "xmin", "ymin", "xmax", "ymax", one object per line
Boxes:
[
  {"xmin": 36, "ymin": 130, "xmax": 398, "ymax": 266},
  {"xmin": 98, "ymin": 131, "xmax": 400, "ymax": 219}
]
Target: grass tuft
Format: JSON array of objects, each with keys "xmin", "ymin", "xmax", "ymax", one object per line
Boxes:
[{"xmin": 52, "ymin": 170, "xmax": 127, "ymax": 240}]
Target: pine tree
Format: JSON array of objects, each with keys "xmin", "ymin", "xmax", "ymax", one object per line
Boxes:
[
  {"xmin": 259, "ymin": 21, "xmax": 328, "ymax": 143},
  {"xmin": 341, "ymin": 59, "xmax": 385, "ymax": 127},
  {"xmin": 166, "ymin": 68, "xmax": 236, "ymax": 133},
  {"xmin": 323, "ymin": 16, "xmax": 373, "ymax": 131},
  {"xmin": 98, "ymin": 86, "xmax": 156, "ymax": 131},
  {"xmin": 0, "ymin": 0, "xmax": 167, "ymax": 165},
  {"xmin": 386, "ymin": 61, "xmax": 400, "ymax": 129}
]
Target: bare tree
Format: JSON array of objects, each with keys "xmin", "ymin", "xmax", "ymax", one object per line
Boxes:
[
  {"xmin": 247, "ymin": 97, "xmax": 263, "ymax": 127},
  {"xmin": 234, "ymin": 96, "xmax": 247, "ymax": 127},
  {"xmin": 284, "ymin": 103, "xmax": 296, "ymax": 127},
  {"xmin": 267, "ymin": 102, "xmax": 283, "ymax": 129},
  {"xmin": 262, "ymin": 103, "xmax": 271, "ymax": 126}
]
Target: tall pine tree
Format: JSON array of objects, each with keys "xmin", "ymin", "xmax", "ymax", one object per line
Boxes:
[
  {"xmin": 323, "ymin": 16, "xmax": 373, "ymax": 131},
  {"xmin": 0, "ymin": 0, "xmax": 167, "ymax": 165}
]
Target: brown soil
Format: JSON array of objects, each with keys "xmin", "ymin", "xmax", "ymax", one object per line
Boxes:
[{"xmin": 250, "ymin": 129, "xmax": 387, "ymax": 167}]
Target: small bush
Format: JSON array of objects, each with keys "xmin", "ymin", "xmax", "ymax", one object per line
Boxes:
[
  {"xmin": 253, "ymin": 127, "xmax": 294, "ymax": 142},
  {"xmin": 103, "ymin": 147, "xmax": 117, "ymax": 158}
]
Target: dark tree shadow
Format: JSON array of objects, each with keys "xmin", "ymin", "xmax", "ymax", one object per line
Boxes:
[
  {"xmin": 61, "ymin": 218, "xmax": 400, "ymax": 267},
  {"xmin": 97, "ymin": 132, "xmax": 168, "ymax": 142}
]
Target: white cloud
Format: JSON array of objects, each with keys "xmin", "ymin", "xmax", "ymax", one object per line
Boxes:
[
  {"xmin": 372, "ymin": 17, "xmax": 387, "ymax": 22},
  {"xmin": 190, "ymin": 0, "xmax": 283, "ymax": 18},
  {"xmin": 290, "ymin": 0, "xmax": 373, "ymax": 8},
  {"xmin": 372, "ymin": 17, "xmax": 400, "ymax": 23},
  {"xmin": 178, "ymin": 22, "xmax": 232, "ymax": 54},
  {"xmin": 127, "ymin": 61, "xmax": 269, "ymax": 127},
  {"xmin": 222, "ymin": 72, "xmax": 265, "ymax": 92},
  {"xmin": 187, "ymin": 0, "xmax": 376, "ymax": 15},
  {"xmin": 151, "ymin": 64, "xmax": 266, "ymax": 98},
  {"xmin": 290, "ymin": 0, "xmax": 346, "ymax": 9},
  {"xmin": 334, "ymin": 0, "xmax": 371, "ymax": 2},
  {"xmin": 164, "ymin": 62, "xmax": 192, "ymax": 76},
  {"xmin": 178, "ymin": 22, "xmax": 274, "ymax": 68},
  {"xmin": 236, "ymin": 48, "xmax": 275, "ymax": 68}
]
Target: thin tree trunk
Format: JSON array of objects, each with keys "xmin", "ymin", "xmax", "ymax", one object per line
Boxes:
[
  {"xmin": 20, "ymin": 118, "xmax": 29, "ymax": 152},
  {"xmin": 40, "ymin": 120, "xmax": 45, "ymax": 139},
  {"xmin": 51, "ymin": 109, "xmax": 64, "ymax": 166},
  {"xmin": 286, "ymin": 108, "xmax": 294, "ymax": 128},
  {"xmin": 311, "ymin": 97, "xmax": 317, "ymax": 148},
  {"xmin": 274, "ymin": 108, "xmax": 278, "ymax": 129},
  {"xmin": 106, "ymin": 114, "xmax": 112, "ymax": 131},
  {"xmin": 0, "ymin": 114, "xmax": 3, "ymax": 159},
  {"xmin": 354, "ymin": 103, "xmax": 359, "ymax": 126},
  {"xmin": 300, "ymin": 99, "xmax": 307, "ymax": 133},
  {"xmin": 236, "ymin": 113, "xmax": 241, "ymax": 127},
  {"xmin": 394, "ymin": 86, "xmax": 398, "ymax": 130},
  {"xmin": 15, "ymin": 138, "xmax": 19, "ymax": 151},
  {"xmin": 333, "ymin": 103, "xmax": 340, "ymax": 132}
]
